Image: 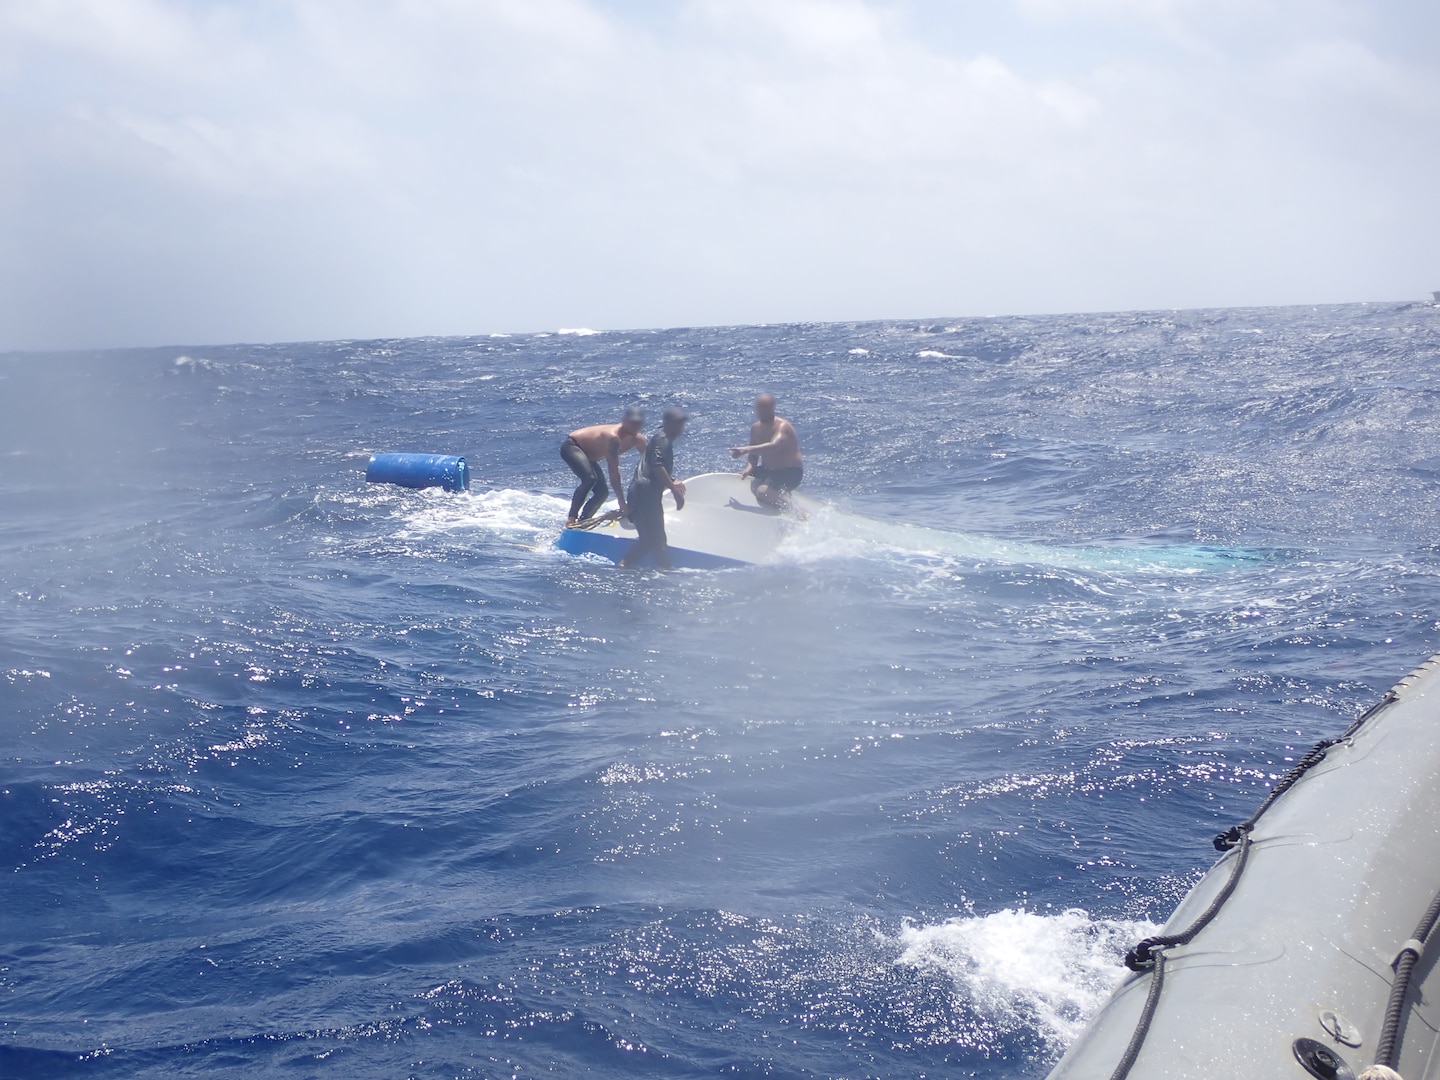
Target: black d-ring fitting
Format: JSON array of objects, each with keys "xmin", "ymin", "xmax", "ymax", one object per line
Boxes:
[
  {"xmin": 1124, "ymin": 940, "xmax": 1160, "ymax": 972},
  {"xmin": 1213, "ymin": 822, "xmax": 1252, "ymax": 852}
]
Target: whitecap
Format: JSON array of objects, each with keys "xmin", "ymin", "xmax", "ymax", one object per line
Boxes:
[{"xmin": 890, "ymin": 907, "xmax": 1157, "ymax": 1048}]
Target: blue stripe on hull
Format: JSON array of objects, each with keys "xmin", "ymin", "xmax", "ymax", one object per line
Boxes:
[{"xmin": 554, "ymin": 528, "xmax": 746, "ymax": 569}]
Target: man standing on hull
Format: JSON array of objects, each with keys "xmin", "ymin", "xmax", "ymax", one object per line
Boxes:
[
  {"xmin": 560, "ymin": 408, "xmax": 647, "ymax": 527},
  {"xmin": 729, "ymin": 393, "xmax": 804, "ymax": 508},
  {"xmin": 620, "ymin": 407, "xmax": 688, "ymax": 569}
]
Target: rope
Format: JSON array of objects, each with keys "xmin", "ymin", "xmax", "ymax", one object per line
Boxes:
[
  {"xmin": 1125, "ymin": 831, "xmax": 1252, "ymax": 970},
  {"xmin": 1107, "ymin": 953, "xmax": 1166, "ymax": 1080},
  {"xmin": 567, "ymin": 510, "xmax": 620, "ymax": 532},
  {"xmin": 1374, "ymin": 886, "xmax": 1440, "ymax": 1069},
  {"xmin": 1212, "ymin": 692, "xmax": 1394, "ymax": 853},
  {"xmin": 1376, "ymin": 949, "xmax": 1420, "ymax": 1070}
]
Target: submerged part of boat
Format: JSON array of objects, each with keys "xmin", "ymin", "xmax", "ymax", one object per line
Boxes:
[
  {"xmin": 554, "ymin": 472, "xmax": 813, "ymax": 568},
  {"xmin": 1050, "ymin": 653, "xmax": 1440, "ymax": 1080}
]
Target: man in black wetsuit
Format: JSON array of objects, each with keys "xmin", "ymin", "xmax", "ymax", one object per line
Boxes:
[{"xmin": 620, "ymin": 407, "xmax": 688, "ymax": 569}]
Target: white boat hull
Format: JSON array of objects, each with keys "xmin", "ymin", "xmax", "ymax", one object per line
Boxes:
[{"xmin": 555, "ymin": 472, "xmax": 813, "ymax": 567}]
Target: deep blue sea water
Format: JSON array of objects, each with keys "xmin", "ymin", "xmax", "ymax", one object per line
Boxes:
[{"xmin": 4, "ymin": 302, "xmax": 1440, "ymax": 1079}]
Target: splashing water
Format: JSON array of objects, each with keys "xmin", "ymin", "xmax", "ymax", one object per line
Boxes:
[{"xmin": 893, "ymin": 908, "xmax": 1159, "ymax": 1051}]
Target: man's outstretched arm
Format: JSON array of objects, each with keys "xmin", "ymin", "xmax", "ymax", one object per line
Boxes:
[
  {"xmin": 730, "ymin": 433, "xmax": 784, "ymax": 458},
  {"xmin": 731, "ymin": 420, "xmax": 794, "ymax": 459}
]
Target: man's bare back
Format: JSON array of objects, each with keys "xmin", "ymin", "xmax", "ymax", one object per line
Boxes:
[
  {"xmin": 567, "ymin": 423, "xmax": 646, "ymax": 461},
  {"xmin": 561, "ymin": 410, "xmax": 648, "ymax": 525}
]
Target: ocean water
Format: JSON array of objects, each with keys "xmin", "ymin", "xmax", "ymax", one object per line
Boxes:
[{"xmin": 4, "ymin": 302, "xmax": 1440, "ymax": 1078}]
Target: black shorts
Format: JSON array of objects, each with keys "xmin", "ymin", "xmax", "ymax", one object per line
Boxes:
[{"xmin": 753, "ymin": 465, "xmax": 803, "ymax": 491}]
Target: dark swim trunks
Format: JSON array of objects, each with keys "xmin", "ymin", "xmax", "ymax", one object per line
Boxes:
[{"xmin": 753, "ymin": 465, "xmax": 803, "ymax": 491}]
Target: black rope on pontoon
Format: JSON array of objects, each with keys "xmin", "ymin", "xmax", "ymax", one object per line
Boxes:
[
  {"xmin": 1107, "ymin": 952, "xmax": 1166, "ymax": 1080},
  {"xmin": 1123, "ymin": 830, "xmax": 1252, "ymax": 973},
  {"xmin": 1374, "ymin": 885, "xmax": 1440, "ymax": 1070},
  {"xmin": 1212, "ymin": 691, "xmax": 1395, "ymax": 853}
]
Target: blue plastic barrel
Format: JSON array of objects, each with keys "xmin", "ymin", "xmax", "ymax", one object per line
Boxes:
[{"xmin": 365, "ymin": 453, "xmax": 469, "ymax": 492}]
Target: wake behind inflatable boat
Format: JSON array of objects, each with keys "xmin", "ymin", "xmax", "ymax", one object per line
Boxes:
[
  {"xmin": 1051, "ymin": 653, "xmax": 1440, "ymax": 1080},
  {"xmin": 554, "ymin": 472, "xmax": 814, "ymax": 568}
]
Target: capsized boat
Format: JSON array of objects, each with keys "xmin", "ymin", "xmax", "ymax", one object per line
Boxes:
[
  {"xmin": 1049, "ymin": 652, "xmax": 1440, "ymax": 1080},
  {"xmin": 554, "ymin": 472, "xmax": 813, "ymax": 568}
]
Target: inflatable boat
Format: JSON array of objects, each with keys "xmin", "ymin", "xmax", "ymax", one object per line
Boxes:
[
  {"xmin": 554, "ymin": 472, "xmax": 814, "ymax": 568},
  {"xmin": 1050, "ymin": 653, "xmax": 1440, "ymax": 1080}
]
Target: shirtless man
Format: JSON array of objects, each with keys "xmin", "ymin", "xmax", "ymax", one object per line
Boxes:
[
  {"xmin": 560, "ymin": 408, "xmax": 647, "ymax": 526},
  {"xmin": 729, "ymin": 393, "xmax": 804, "ymax": 508}
]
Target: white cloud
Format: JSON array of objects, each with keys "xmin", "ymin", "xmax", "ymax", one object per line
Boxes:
[
  {"xmin": 76, "ymin": 107, "xmax": 373, "ymax": 196},
  {"xmin": 0, "ymin": 0, "xmax": 1436, "ymax": 349}
]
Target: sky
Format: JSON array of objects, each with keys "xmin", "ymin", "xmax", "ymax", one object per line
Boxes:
[{"xmin": 1, "ymin": 0, "xmax": 1437, "ymax": 351}]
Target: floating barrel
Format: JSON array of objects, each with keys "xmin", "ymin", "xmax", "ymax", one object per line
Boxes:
[{"xmin": 365, "ymin": 453, "xmax": 469, "ymax": 492}]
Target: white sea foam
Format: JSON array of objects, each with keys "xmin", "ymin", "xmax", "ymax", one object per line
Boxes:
[
  {"xmin": 891, "ymin": 907, "xmax": 1156, "ymax": 1048},
  {"xmin": 396, "ymin": 487, "xmax": 568, "ymax": 539},
  {"xmin": 557, "ymin": 327, "xmax": 602, "ymax": 336}
]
